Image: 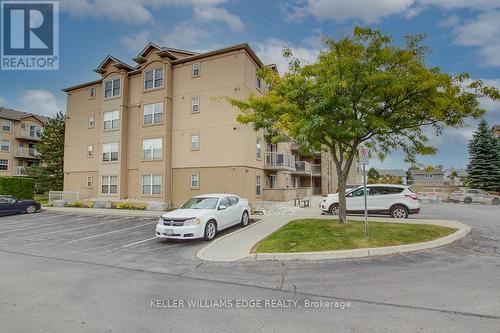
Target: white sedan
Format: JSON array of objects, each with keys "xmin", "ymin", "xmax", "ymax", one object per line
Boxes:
[{"xmin": 155, "ymin": 194, "xmax": 251, "ymax": 241}]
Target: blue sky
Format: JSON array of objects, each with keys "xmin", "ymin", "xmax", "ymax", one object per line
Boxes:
[{"xmin": 0, "ymin": 0, "xmax": 499, "ymax": 170}]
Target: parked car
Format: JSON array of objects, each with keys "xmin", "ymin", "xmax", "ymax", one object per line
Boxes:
[
  {"xmin": 321, "ymin": 184, "xmax": 420, "ymax": 219},
  {"xmin": 155, "ymin": 194, "xmax": 251, "ymax": 241},
  {"xmin": 417, "ymin": 188, "xmax": 444, "ymax": 203},
  {"xmin": 449, "ymin": 188, "xmax": 500, "ymax": 205},
  {"xmin": 0, "ymin": 195, "xmax": 41, "ymax": 216}
]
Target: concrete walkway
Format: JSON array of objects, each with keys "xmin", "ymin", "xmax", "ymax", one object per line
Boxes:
[
  {"xmin": 42, "ymin": 206, "xmax": 165, "ymax": 217},
  {"xmin": 197, "ymin": 211, "xmax": 471, "ymax": 261}
]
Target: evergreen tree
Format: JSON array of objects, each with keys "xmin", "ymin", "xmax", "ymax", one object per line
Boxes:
[
  {"xmin": 466, "ymin": 119, "xmax": 500, "ymax": 191},
  {"xmin": 26, "ymin": 111, "xmax": 65, "ymax": 193}
]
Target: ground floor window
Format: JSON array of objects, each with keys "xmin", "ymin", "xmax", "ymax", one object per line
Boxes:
[
  {"xmin": 191, "ymin": 173, "xmax": 199, "ymax": 188},
  {"xmin": 87, "ymin": 176, "xmax": 93, "ymax": 188},
  {"xmin": 268, "ymin": 175, "xmax": 276, "ymax": 189},
  {"xmin": 256, "ymin": 175, "xmax": 261, "ymax": 195},
  {"xmin": 142, "ymin": 174, "xmax": 161, "ymax": 195},
  {"xmin": 0, "ymin": 159, "xmax": 8, "ymax": 171},
  {"xmin": 101, "ymin": 175, "xmax": 118, "ymax": 194}
]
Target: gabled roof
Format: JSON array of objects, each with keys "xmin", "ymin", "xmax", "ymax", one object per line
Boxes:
[
  {"xmin": 133, "ymin": 42, "xmax": 178, "ymax": 64},
  {"xmin": 95, "ymin": 55, "xmax": 134, "ymax": 74},
  {"xmin": 410, "ymin": 169, "xmax": 445, "ymax": 176},
  {"xmin": 0, "ymin": 107, "xmax": 49, "ymax": 123},
  {"xmin": 377, "ymin": 169, "xmax": 407, "ymax": 177},
  {"xmin": 172, "ymin": 43, "xmax": 264, "ymax": 68}
]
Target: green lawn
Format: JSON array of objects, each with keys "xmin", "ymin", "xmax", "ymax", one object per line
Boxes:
[
  {"xmin": 34, "ymin": 194, "xmax": 49, "ymax": 204},
  {"xmin": 255, "ymin": 219, "xmax": 457, "ymax": 253}
]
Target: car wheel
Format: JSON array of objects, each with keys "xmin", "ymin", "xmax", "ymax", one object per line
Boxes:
[
  {"xmin": 492, "ymin": 198, "xmax": 500, "ymax": 205},
  {"xmin": 240, "ymin": 211, "xmax": 249, "ymax": 227},
  {"xmin": 391, "ymin": 206, "xmax": 408, "ymax": 219},
  {"xmin": 329, "ymin": 204, "xmax": 339, "ymax": 216},
  {"xmin": 464, "ymin": 197, "xmax": 472, "ymax": 204},
  {"xmin": 25, "ymin": 204, "xmax": 37, "ymax": 214},
  {"xmin": 204, "ymin": 221, "xmax": 217, "ymax": 241}
]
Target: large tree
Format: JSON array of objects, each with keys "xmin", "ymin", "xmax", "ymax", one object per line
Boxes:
[
  {"xmin": 26, "ymin": 111, "xmax": 65, "ymax": 193},
  {"xmin": 466, "ymin": 119, "xmax": 500, "ymax": 191},
  {"xmin": 227, "ymin": 27, "xmax": 499, "ymax": 223}
]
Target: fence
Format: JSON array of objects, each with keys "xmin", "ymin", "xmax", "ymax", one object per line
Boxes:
[{"xmin": 49, "ymin": 191, "xmax": 79, "ymax": 203}]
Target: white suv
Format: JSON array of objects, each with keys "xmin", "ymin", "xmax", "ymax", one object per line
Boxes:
[{"xmin": 320, "ymin": 184, "xmax": 420, "ymax": 219}]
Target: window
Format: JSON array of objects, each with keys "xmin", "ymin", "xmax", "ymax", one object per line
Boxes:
[
  {"xmin": 228, "ymin": 196, "xmax": 239, "ymax": 206},
  {"xmin": 256, "ymin": 138, "xmax": 261, "ymax": 159},
  {"xmin": 2, "ymin": 120, "xmax": 11, "ymax": 132},
  {"xmin": 88, "ymin": 115, "xmax": 95, "ymax": 128},
  {"xmin": 89, "ymin": 87, "xmax": 96, "ymax": 98},
  {"xmin": 425, "ymin": 174, "xmax": 433, "ymax": 179},
  {"xmin": 219, "ymin": 197, "xmax": 230, "ymax": 208},
  {"xmin": 269, "ymin": 175, "xmax": 276, "ymax": 189},
  {"xmin": 104, "ymin": 78, "xmax": 121, "ymax": 98},
  {"xmin": 87, "ymin": 176, "xmax": 93, "ymax": 188},
  {"xmin": 256, "ymin": 76, "xmax": 262, "ymax": 90},
  {"xmin": 0, "ymin": 159, "xmax": 8, "ymax": 171},
  {"xmin": 347, "ymin": 188, "xmax": 368, "ymax": 197},
  {"xmin": 102, "ymin": 142, "xmax": 119, "ymax": 162},
  {"xmin": 87, "ymin": 144, "xmax": 93, "ymax": 158},
  {"xmin": 191, "ymin": 173, "xmax": 199, "ymax": 188},
  {"xmin": 1, "ymin": 139, "xmax": 10, "ymax": 152},
  {"xmin": 101, "ymin": 175, "xmax": 118, "ymax": 194},
  {"xmin": 191, "ymin": 97, "xmax": 200, "ymax": 113},
  {"xmin": 256, "ymin": 175, "xmax": 261, "ymax": 196},
  {"xmin": 192, "ymin": 63, "xmax": 200, "ymax": 77},
  {"xmin": 142, "ymin": 138, "xmax": 162, "ymax": 160},
  {"xmin": 142, "ymin": 174, "xmax": 162, "ymax": 195},
  {"xmin": 191, "ymin": 134, "xmax": 199, "ymax": 150},
  {"xmin": 143, "ymin": 103, "xmax": 163, "ymax": 125},
  {"xmin": 103, "ymin": 110, "xmax": 119, "ymax": 130},
  {"xmin": 144, "ymin": 68, "xmax": 164, "ymax": 90}
]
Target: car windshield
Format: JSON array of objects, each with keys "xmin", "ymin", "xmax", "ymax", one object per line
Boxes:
[{"xmin": 181, "ymin": 197, "xmax": 218, "ymax": 209}]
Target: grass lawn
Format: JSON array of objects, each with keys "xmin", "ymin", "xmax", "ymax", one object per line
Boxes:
[
  {"xmin": 255, "ymin": 219, "xmax": 457, "ymax": 253},
  {"xmin": 34, "ymin": 194, "xmax": 49, "ymax": 204}
]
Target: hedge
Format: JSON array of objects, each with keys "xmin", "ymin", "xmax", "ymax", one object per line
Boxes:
[{"xmin": 0, "ymin": 177, "xmax": 35, "ymax": 200}]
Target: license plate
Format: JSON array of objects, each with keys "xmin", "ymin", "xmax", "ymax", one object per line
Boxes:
[{"xmin": 165, "ymin": 229, "xmax": 173, "ymax": 236}]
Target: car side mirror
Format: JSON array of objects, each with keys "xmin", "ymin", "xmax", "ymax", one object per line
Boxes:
[{"xmin": 218, "ymin": 205, "xmax": 227, "ymax": 210}]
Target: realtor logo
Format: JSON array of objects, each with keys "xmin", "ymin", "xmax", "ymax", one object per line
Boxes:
[{"xmin": 1, "ymin": 0, "xmax": 59, "ymax": 70}]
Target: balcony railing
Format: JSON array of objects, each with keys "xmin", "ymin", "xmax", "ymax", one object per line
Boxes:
[
  {"xmin": 292, "ymin": 161, "xmax": 312, "ymax": 174},
  {"xmin": 312, "ymin": 164, "xmax": 321, "ymax": 175},
  {"xmin": 265, "ymin": 152, "xmax": 296, "ymax": 170},
  {"xmin": 15, "ymin": 129, "xmax": 42, "ymax": 141},
  {"xmin": 13, "ymin": 166, "xmax": 27, "ymax": 176},
  {"xmin": 15, "ymin": 147, "xmax": 39, "ymax": 159}
]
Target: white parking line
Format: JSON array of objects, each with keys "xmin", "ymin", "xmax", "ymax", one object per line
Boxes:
[
  {"xmin": 33, "ymin": 218, "xmax": 129, "ymax": 237},
  {"xmin": 67, "ymin": 221, "xmax": 155, "ymax": 244},
  {"xmin": 0, "ymin": 216, "xmax": 94, "ymax": 235},
  {"xmin": 122, "ymin": 237, "xmax": 157, "ymax": 248}
]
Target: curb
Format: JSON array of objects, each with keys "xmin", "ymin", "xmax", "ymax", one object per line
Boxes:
[{"xmin": 41, "ymin": 207, "xmax": 164, "ymax": 217}]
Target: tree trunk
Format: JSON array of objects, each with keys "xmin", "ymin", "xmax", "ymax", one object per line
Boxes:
[{"xmin": 337, "ymin": 174, "xmax": 348, "ymax": 224}]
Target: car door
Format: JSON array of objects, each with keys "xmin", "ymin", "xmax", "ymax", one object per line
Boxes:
[
  {"xmin": 0, "ymin": 197, "xmax": 15, "ymax": 215},
  {"xmin": 476, "ymin": 190, "xmax": 490, "ymax": 204},
  {"xmin": 227, "ymin": 196, "xmax": 241, "ymax": 226},
  {"xmin": 216, "ymin": 197, "xmax": 233, "ymax": 229},
  {"xmin": 466, "ymin": 190, "xmax": 478, "ymax": 203},
  {"xmin": 345, "ymin": 188, "xmax": 367, "ymax": 212}
]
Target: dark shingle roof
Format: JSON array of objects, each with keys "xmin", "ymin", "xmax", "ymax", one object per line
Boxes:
[{"xmin": 0, "ymin": 107, "xmax": 49, "ymax": 123}]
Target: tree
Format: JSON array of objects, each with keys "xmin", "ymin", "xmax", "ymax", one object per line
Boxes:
[
  {"xmin": 379, "ymin": 174, "xmax": 403, "ymax": 184},
  {"xmin": 26, "ymin": 111, "xmax": 65, "ymax": 193},
  {"xmin": 226, "ymin": 27, "xmax": 499, "ymax": 223},
  {"xmin": 424, "ymin": 165, "xmax": 434, "ymax": 174},
  {"xmin": 367, "ymin": 168, "xmax": 380, "ymax": 181},
  {"xmin": 449, "ymin": 168, "xmax": 458, "ymax": 185},
  {"xmin": 466, "ymin": 119, "xmax": 500, "ymax": 191}
]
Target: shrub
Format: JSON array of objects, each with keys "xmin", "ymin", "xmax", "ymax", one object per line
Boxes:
[
  {"xmin": 115, "ymin": 201, "xmax": 147, "ymax": 210},
  {"xmin": 0, "ymin": 177, "xmax": 35, "ymax": 200},
  {"xmin": 66, "ymin": 201, "xmax": 93, "ymax": 208}
]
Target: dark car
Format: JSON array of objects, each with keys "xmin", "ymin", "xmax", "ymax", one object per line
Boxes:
[{"xmin": 0, "ymin": 196, "xmax": 41, "ymax": 216}]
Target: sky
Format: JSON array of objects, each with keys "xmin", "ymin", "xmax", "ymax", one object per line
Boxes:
[{"xmin": 0, "ymin": 0, "xmax": 499, "ymax": 171}]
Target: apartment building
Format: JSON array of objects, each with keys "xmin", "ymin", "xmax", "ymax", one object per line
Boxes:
[
  {"xmin": 0, "ymin": 108, "xmax": 47, "ymax": 177},
  {"xmin": 63, "ymin": 43, "xmax": 356, "ymax": 207}
]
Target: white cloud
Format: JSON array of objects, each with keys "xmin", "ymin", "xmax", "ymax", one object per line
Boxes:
[
  {"xmin": 194, "ymin": 5, "xmax": 244, "ymax": 31},
  {"xmin": 18, "ymin": 90, "xmax": 64, "ymax": 117},
  {"xmin": 255, "ymin": 38, "xmax": 320, "ymax": 73},
  {"xmin": 159, "ymin": 22, "xmax": 211, "ymax": 49},
  {"xmin": 120, "ymin": 31, "xmax": 151, "ymax": 50}
]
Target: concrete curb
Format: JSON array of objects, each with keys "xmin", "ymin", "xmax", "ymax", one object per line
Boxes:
[{"xmin": 42, "ymin": 206, "xmax": 165, "ymax": 217}]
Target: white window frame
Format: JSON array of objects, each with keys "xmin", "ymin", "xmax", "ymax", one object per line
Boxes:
[
  {"xmin": 88, "ymin": 114, "xmax": 95, "ymax": 128},
  {"xmin": 191, "ymin": 96, "xmax": 200, "ymax": 113},
  {"xmin": 2, "ymin": 120, "xmax": 12, "ymax": 132},
  {"xmin": 103, "ymin": 77, "xmax": 121, "ymax": 99},
  {"xmin": 192, "ymin": 63, "xmax": 200, "ymax": 77},
  {"xmin": 87, "ymin": 144, "xmax": 93, "ymax": 158},
  {"xmin": 142, "ymin": 174, "xmax": 162, "ymax": 196},
  {"xmin": 1, "ymin": 139, "xmax": 10, "ymax": 152},
  {"xmin": 86, "ymin": 176, "xmax": 93, "ymax": 188},
  {"xmin": 256, "ymin": 175, "xmax": 261, "ymax": 196},
  {"xmin": 89, "ymin": 87, "xmax": 96, "ymax": 98},
  {"xmin": 256, "ymin": 137, "xmax": 261, "ymax": 159},
  {"xmin": 425, "ymin": 174, "xmax": 433, "ymax": 179},
  {"xmin": 191, "ymin": 134, "xmax": 199, "ymax": 150},
  {"xmin": 191, "ymin": 173, "xmax": 199, "ymax": 189},
  {"xmin": 256, "ymin": 76, "xmax": 262, "ymax": 90},
  {"xmin": 101, "ymin": 175, "xmax": 118, "ymax": 194},
  {"xmin": 102, "ymin": 142, "xmax": 119, "ymax": 162},
  {"xmin": 142, "ymin": 138, "xmax": 163, "ymax": 161},
  {"xmin": 144, "ymin": 68, "xmax": 164, "ymax": 90},
  {"xmin": 102, "ymin": 110, "xmax": 119, "ymax": 130},
  {"xmin": 143, "ymin": 102, "xmax": 164, "ymax": 125},
  {"xmin": 0, "ymin": 159, "xmax": 8, "ymax": 171}
]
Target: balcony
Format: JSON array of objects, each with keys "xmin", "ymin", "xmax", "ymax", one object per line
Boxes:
[
  {"xmin": 13, "ymin": 166, "xmax": 27, "ymax": 176},
  {"xmin": 15, "ymin": 147, "xmax": 39, "ymax": 159},
  {"xmin": 312, "ymin": 164, "xmax": 321, "ymax": 176},
  {"xmin": 15, "ymin": 129, "xmax": 42, "ymax": 141},
  {"xmin": 292, "ymin": 161, "xmax": 312, "ymax": 175},
  {"xmin": 265, "ymin": 152, "xmax": 296, "ymax": 171}
]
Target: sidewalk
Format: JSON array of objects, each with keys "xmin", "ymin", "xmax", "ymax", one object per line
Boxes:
[{"xmin": 43, "ymin": 206, "xmax": 165, "ymax": 217}]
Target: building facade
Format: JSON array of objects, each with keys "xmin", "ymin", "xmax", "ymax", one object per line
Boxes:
[
  {"xmin": 409, "ymin": 169, "xmax": 445, "ymax": 185},
  {"xmin": 63, "ymin": 43, "xmax": 356, "ymax": 207},
  {"xmin": 0, "ymin": 108, "xmax": 47, "ymax": 177}
]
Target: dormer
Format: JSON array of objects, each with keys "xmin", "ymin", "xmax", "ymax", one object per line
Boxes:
[
  {"xmin": 94, "ymin": 56, "xmax": 134, "ymax": 75},
  {"xmin": 133, "ymin": 42, "xmax": 177, "ymax": 69}
]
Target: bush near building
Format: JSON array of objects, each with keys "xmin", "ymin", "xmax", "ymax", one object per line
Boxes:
[{"xmin": 0, "ymin": 177, "xmax": 35, "ymax": 200}]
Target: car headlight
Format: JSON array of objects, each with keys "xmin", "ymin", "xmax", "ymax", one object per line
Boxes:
[
  {"xmin": 184, "ymin": 218, "xmax": 202, "ymax": 226},
  {"xmin": 158, "ymin": 217, "xmax": 163, "ymax": 224}
]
